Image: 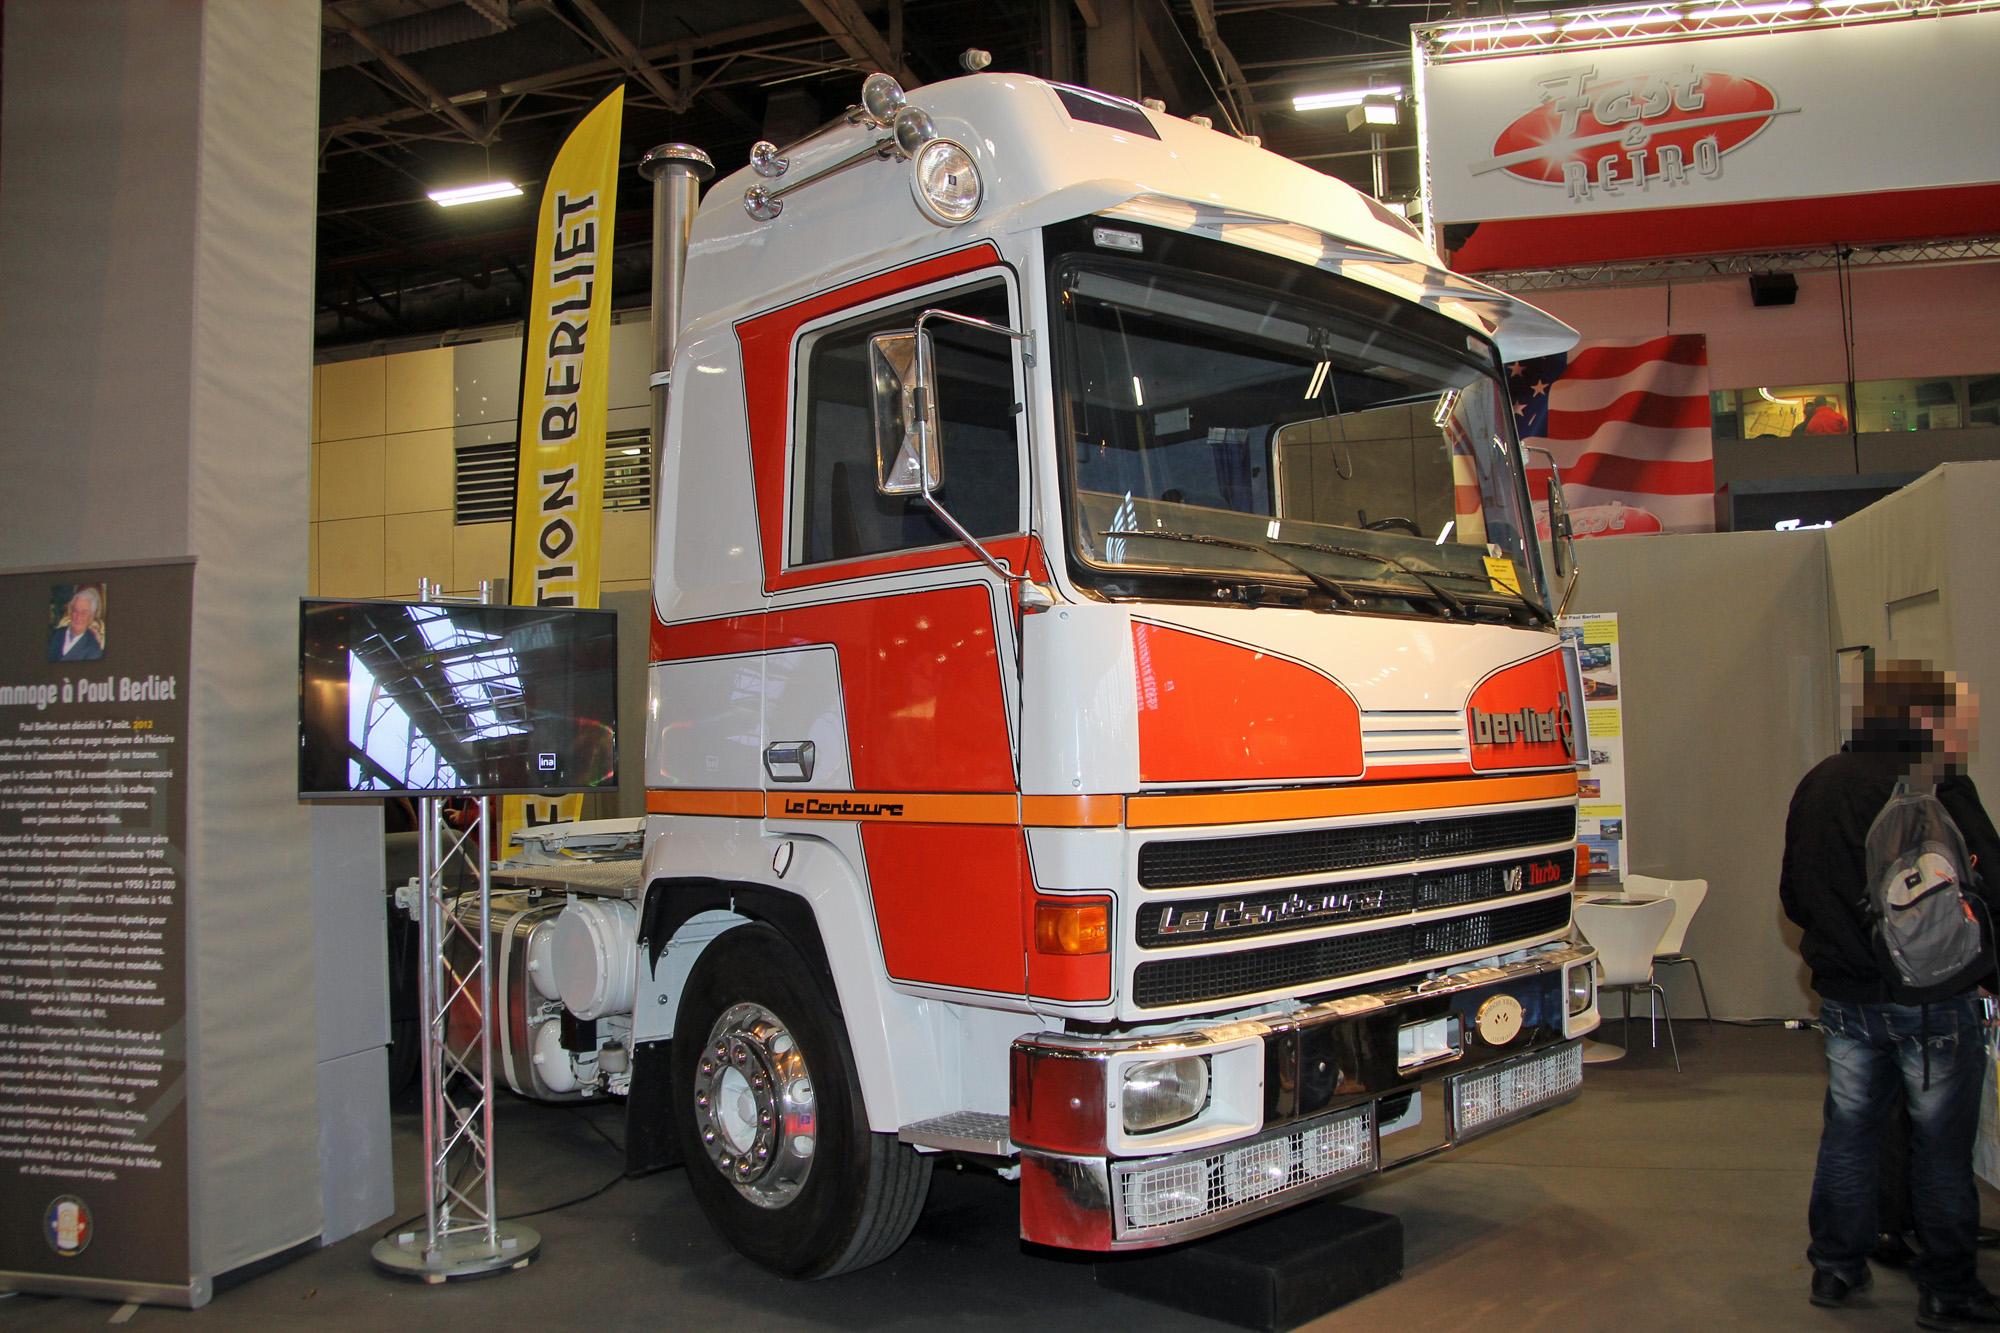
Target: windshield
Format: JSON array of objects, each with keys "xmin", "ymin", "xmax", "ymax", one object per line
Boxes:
[{"xmin": 1053, "ymin": 228, "xmax": 1546, "ymax": 624}]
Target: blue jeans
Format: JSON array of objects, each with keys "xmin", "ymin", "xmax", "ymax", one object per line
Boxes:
[{"xmin": 1808, "ymin": 996, "xmax": 1988, "ymax": 1299}]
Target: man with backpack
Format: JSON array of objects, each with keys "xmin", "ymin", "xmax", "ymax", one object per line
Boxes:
[{"xmin": 1782, "ymin": 661, "xmax": 2000, "ymax": 1328}]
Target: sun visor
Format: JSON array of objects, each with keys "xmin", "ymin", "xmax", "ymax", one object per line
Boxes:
[{"xmin": 1097, "ymin": 194, "xmax": 1578, "ymax": 361}]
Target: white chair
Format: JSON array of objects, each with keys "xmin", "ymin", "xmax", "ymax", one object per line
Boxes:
[
  {"xmin": 1572, "ymin": 894, "xmax": 1680, "ymax": 1072},
  {"xmin": 1625, "ymin": 875, "xmax": 1712, "ymax": 1025}
]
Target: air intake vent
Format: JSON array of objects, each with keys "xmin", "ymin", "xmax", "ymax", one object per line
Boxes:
[
  {"xmin": 603, "ymin": 428, "xmax": 652, "ymax": 511},
  {"xmin": 456, "ymin": 433, "xmax": 653, "ymax": 525},
  {"xmin": 1131, "ymin": 894, "xmax": 1570, "ymax": 1009},
  {"xmin": 454, "ymin": 441, "xmax": 519, "ymax": 525},
  {"xmin": 1138, "ymin": 805, "xmax": 1576, "ymax": 890}
]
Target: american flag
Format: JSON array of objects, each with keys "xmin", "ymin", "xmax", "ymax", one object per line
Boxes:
[{"xmin": 1510, "ymin": 334, "xmax": 1715, "ymax": 536}]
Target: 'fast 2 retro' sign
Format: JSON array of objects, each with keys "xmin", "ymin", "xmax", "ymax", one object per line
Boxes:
[
  {"xmin": 1416, "ymin": 8, "xmax": 2000, "ymax": 225},
  {"xmin": 1476, "ymin": 67, "xmax": 1793, "ymax": 204}
]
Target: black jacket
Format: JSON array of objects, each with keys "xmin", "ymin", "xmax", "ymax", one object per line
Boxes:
[{"xmin": 1779, "ymin": 749, "xmax": 2000, "ymax": 1004}]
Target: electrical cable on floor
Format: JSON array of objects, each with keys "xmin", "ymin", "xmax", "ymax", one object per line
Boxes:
[
  {"xmin": 498, "ymin": 1107, "xmax": 629, "ymax": 1219},
  {"xmin": 378, "ymin": 1092, "xmax": 633, "ymax": 1236},
  {"xmin": 502, "ymin": 1169, "xmax": 626, "ymax": 1220}
]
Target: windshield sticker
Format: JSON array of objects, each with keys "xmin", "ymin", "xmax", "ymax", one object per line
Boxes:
[{"xmin": 1483, "ymin": 556, "xmax": 1522, "ymax": 595}]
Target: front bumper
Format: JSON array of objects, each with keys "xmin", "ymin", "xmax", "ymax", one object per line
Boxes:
[{"xmin": 1011, "ymin": 941, "xmax": 1598, "ymax": 1250}]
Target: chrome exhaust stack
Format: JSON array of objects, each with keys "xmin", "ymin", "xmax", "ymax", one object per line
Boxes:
[{"xmin": 637, "ymin": 143, "xmax": 714, "ymax": 565}]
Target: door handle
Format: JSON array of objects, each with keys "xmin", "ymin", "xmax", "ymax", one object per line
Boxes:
[{"xmin": 763, "ymin": 740, "xmax": 816, "ymax": 783}]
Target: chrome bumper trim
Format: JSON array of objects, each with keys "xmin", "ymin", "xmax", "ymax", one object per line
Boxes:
[{"xmin": 1027, "ymin": 941, "xmax": 1597, "ymax": 1059}]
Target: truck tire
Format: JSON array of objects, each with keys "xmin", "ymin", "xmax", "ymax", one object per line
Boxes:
[{"xmin": 670, "ymin": 923, "xmax": 931, "ymax": 1278}]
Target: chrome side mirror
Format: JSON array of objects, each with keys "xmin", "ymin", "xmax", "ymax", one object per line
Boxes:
[
  {"xmin": 1525, "ymin": 444, "xmax": 1579, "ymax": 615},
  {"xmin": 867, "ymin": 309, "xmax": 1045, "ymax": 597},
  {"xmin": 868, "ymin": 330, "xmax": 940, "ymax": 496},
  {"xmin": 1547, "ymin": 474, "xmax": 1571, "ymax": 579}
]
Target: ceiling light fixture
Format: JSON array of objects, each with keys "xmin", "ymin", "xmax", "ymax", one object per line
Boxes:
[
  {"xmin": 1293, "ymin": 84, "xmax": 1404, "ymax": 112},
  {"xmin": 427, "ymin": 180, "xmax": 524, "ymax": 207}
]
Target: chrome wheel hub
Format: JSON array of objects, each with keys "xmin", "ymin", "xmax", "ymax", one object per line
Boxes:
[{"xmin": 693, "ymin": 1002, "xmax": 817, "ymax": 1208}]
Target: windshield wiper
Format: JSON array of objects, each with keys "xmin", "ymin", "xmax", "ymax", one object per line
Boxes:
[
  {"xmin": 1100, "ymin": 529, "xmax": 1364, "ymax": 610},
  {"xmin": 1276, "ymin": 539, "xmax": 1557, "ymax": 625},
  {"xmin": 1266, "ymin": 538, "xmax": 1468, "ymax": 618}
]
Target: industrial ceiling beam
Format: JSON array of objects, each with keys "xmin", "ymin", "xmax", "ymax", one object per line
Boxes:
[
  {"xmin": 325, "ymin": 8, "xmax": 495, "ymax": 144},
  {"xmin": 462, "ymin": 0, "xmax": 514, "ymax": 30},
  {"xmin": 320, "ymin": 14, "xmax": 820, "ymax": 142},
  {"xmin": 794, "ymin": 0, "xmax": 918, "ymax": 86},
  {"xmin": 1187, "ymin": 0, "xmax": 1262, "ymax": 137},
  {"xmin": 567, "ymin": 0, "xmax": 693, "ymax": 112}
]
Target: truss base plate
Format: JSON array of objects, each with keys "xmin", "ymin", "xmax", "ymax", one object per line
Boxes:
[{"xmin": 371, "ymin": 1222, "xmax": 542, "ymax": 1283}]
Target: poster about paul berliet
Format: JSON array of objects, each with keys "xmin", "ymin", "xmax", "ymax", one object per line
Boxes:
[{"xmin": 0, "ymin": 560, "xmax": 192, "ymax": 1289}]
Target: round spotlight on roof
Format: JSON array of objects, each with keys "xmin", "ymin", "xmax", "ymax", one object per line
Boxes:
[{"xmin": 911, "ymin": 138, "xmax": 982, "ymax": 226}]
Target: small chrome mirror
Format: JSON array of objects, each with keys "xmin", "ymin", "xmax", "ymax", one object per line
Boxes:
[
  {"xmin": 868, "ymin": 330, "xmax": 940, "ymax": 495},
  {"xmin": 861, "ymin": 72, "xmax": 906, "ymax": 127}
]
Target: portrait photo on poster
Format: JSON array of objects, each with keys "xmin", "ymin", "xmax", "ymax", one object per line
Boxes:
[{"xmin": 48, "ymin": 583, "xmax": 106, "ymax": 662}]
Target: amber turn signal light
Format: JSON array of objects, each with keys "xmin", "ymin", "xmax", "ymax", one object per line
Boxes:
[{"xmin": 1034, "ymin": 901, "xmax": 1109, "ymax": 955}]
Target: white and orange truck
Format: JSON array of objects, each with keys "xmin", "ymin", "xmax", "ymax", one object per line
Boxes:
[{"xmin": 473, "ymin": 69, "xmax": 1601, "ymax": 1280}]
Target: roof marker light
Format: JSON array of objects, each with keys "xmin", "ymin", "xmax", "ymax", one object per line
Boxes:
[{"xmin": 427, "ymin": 180, "xmax": 523, "ymax": 207}]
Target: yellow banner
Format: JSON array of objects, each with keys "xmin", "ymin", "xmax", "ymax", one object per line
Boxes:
[
  {"xmin": 506, "ymin": 87, "xmax": 622, "ymax": 847},
  {"xmin": 510, "ymin": 85, "xmax": 621, "ymax": 611}
]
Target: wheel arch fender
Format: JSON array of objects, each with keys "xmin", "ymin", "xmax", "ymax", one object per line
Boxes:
[{"xmin": 632, "ymin": 851, "xmax": 926, "ymax": 1135}]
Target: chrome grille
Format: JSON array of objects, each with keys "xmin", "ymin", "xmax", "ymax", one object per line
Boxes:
[
  {"xmin": 1135, "ymin": 849, "xmax": 1575, "ymax": 949},
  {"xmin": 1131, "ymin": 894, "xmax": 1571, "ymax": 1009},
  {"xmin": 1137, "ymin": 805, "xmax": 1577, "ymax": 890}
]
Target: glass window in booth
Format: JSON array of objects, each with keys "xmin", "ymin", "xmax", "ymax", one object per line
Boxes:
[
  {"xmin": 1711, "ymin": 390, "xmax": 1742, "ymax": 441},
  {"xmin": 1968, "ymin": 375, "xmax": 2000, "ymax": 428},
  {"xmin": 795, "ymin": 281, "xmax": 1021, "ymax": 566},
  {"xmin": 1739, "ymin": 385, "xmax": 1848, "ymax": 438},
  {"xmin": 1856, "ymin": 379, "xmax": 1960, "ymax": 432}
]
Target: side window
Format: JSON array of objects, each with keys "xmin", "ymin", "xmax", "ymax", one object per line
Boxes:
[{"xmin": 795, "ymin": 280, "xmax": 1021, "ymax": 565}]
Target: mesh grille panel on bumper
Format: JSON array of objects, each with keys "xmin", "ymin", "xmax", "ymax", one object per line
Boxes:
[
  {"xmin": 1453, "ymin": 1040, "xmax": 1583, "ymax": 1137},
  {"xmin": 1131, "ymin": 894, "xmax": 1572, "ymax": 1009},
  {"xmin": 1114, "ymin": 1104, "xmax": 1375, "ymax": 1239},
  {"xmin": 1137, "ymin": 805, "xmax": 1578, "ymax": 890}
]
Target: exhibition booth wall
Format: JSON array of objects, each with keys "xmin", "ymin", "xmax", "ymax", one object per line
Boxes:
[
  {"xmin": 1568, "ymin": 461, "xmax": 2000, "ymax": 1021},
  {"xmin": 1528, "ymin": 263, "xmax": 2000, "ymax": 490},
  {"xmin": 310, "ymin": 337, "xmax": 657, "ymax": 819},
  {"xmin": 310, "ymin": 330, "xmax": 657, "ymax": 602}
]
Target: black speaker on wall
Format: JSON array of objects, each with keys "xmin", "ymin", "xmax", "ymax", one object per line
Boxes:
[{"xmin": 1748, "ymin": 272, "xmax": 1799, "ymax": 307}]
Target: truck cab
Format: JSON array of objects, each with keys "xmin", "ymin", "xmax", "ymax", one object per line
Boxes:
[{"xmin": 512, "ymin": 71, "xmax": 1599, "ymax": 1279}]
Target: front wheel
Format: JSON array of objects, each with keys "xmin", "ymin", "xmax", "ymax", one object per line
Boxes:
[{"xmin": 671, "ymin": 924, "xmax": 931, "ymax": 1278}]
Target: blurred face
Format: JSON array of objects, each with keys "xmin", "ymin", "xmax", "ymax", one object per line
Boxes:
[
  {"xmin": 1917, "ymin": 684, "xmax": 1978, "ymax": 768},
  {"xmin": 67, "ymin": 594, "xmax": 94, "ymax": 633}
]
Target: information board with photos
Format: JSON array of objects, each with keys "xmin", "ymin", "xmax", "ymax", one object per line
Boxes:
[
  {"xmin": 0, "ymin": 560, "xmax": 192, "ymax": 1296},
  {"xmin": 1560, "ymin": 611, "xmax": 1625, "ymax": 882}
]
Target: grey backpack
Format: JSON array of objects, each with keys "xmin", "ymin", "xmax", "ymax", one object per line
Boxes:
[{"xmin": 1865, "ymin": 781, "xmax": 1984, "ymax": 989}]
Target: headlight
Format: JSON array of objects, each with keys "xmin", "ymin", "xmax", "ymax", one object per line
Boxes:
[
  {"xmin": 1567, "ymin": 963, "xmax": 1595, "ymax": 1016},
  {"xmin": 1121, "ymin": 1056, "xmax": 1209, "ymax": 1133},
  {"xmin": 911, "ymin": 138, "xmax": 982, "ymax": 226}
]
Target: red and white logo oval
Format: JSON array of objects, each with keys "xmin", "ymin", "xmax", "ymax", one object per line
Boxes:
[{"xmin": 1489, "ymin": 69, "xmax": 1784, "ymax": 189}]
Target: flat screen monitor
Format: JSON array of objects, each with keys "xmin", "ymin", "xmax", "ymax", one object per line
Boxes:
[{"xmin": 299, "ymin": 598, "xmax": 618, "ymax": 798}]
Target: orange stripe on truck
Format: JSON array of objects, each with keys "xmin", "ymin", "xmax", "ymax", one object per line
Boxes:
[
  {"xmin": 646, "ymin": 773, "xmax": 1576, "ymax": 829},
  {"xmin": 1124, "ymin": 771, "xmax": 1579, "ymax": 829}
]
